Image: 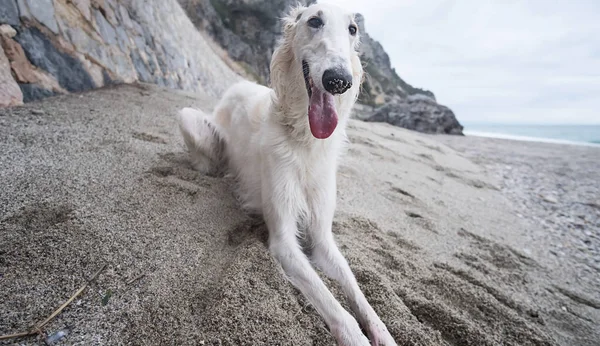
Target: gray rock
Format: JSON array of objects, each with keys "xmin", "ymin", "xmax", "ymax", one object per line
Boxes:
[
  {"xmin": 118, "ymin": 4, "xmax": 133, "ymax": 29},
  {"xmin": 0, "ymin": 0, "xmax": 20, "ymax": 26},
  {"xmin": 130, "ymin": 49, "xmax": 153, "ymax": 82},
  {"xmin": 16, "ymin": 0, "xmax": 29, "ymax": 19},
  {"xmin": 18, "ymin": 83, "xmax": 56, "ymax": 102},
  {"xmin": 160, "ymin": 41, "xmax": 187, "ymax": 70},
  {"xmin": 64, "ymin": 25, "xmax": 100, "ymax": 58},
  {"xmin": 130, "ymin": 19, "xmax": 144, "ymax": 36},
  {"xmin": 1, "ymin": 0, "xmax": 242, "ymax": 106},
  {"xmin": 111, "ymin": 52, "xmax": 134, "ymax": 81},
  {"xmin": 102, "ymin": 69, "xmax": 114, "ymax": 86},
  {"xmin": 15, "ymin": 27, "xmax": 96, "ymax": 92},
  {"xmin": 71, "ymin": 0, "xmax": 92, "ymax": 22},
  {"xmin": 351, "ymin": 103, "xmax": 375, "ymax": 121},
  {"xmin": 132, "ymin": 35, "xmax": 146, "ymax": 51},
  {"xmin": 64, "ymin": 24, "xmax": 132, "ymax": 84},
  {"xmin": 365, "ymin": 96, "xmax": 464, "ymax": 135},
  {"xmin": 20, "ymin": 0, "xmax": 59, "ymax": 34},
  {"xmin": 145, "ymin": 53, "xmax": 158, "ymax": 75},
  {"xmin": 115, "ymin": 25, "xmax": 130, "ymax": 51},
  {"xmin": 94, "ymin": 9, "xmax": 118, "ymax": 46}
]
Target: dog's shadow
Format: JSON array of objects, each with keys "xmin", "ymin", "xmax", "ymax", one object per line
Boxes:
[{"xmin": 227, "ymin": 215, "xmax": 269, "ymax": 247}]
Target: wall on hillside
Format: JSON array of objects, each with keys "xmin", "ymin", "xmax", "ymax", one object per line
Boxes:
[{"xmin": 0, "ymin": 0, "xmax": 240, "ymax": 107}]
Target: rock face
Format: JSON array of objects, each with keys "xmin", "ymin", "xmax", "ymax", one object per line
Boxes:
[
  {"xmin": 179, "ymin": 0, "xmax": 315, "ymax": 84},
  {"xmin": 16, "ymin": 26, "xmax": 96, "ymax": 93},
  {"xmin": 0, "ymin": 0, "xmax": 20, "ymax": 27},
  {"xmin": 0, "ymin": 41, "xmax": 23, "ymax": 106},
  {"xmin": 0, "ymin": 0, "xmax": 463, "ymax": 135},
  {"xmin": 354, "ymin": 14, "xmax": 435, "ymax": 106},
  {"xmin": 353, "ymin": 14, "xmax": 463, "ymax": 135},
  {"xmin": 0, "ymin": 0, "xmax": 239, "ymax": 106},
  {"xmin": 364, "ymin": 95, "xmax": 464, "ymax": 135}
]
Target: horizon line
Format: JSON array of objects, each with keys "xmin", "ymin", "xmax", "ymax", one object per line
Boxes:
[{"xmin": 459, "ymin": 121, "xmax": 600, "ymax": 126}]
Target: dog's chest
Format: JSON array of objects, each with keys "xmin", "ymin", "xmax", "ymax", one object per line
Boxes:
[{"xmin": 295, "ymin": 147, "xmax": 337, "ymax": 188}]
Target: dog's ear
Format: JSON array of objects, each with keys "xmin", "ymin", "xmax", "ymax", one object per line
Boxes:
[
  {"xmin": 270, "ymin": 5, "xmax": 306, "ymax": 97},
  {"xmin": 282, "ymin": 4, "xmax": 306, "ymax": 32},
  {"xmin": 351, "ymin": 53, "xmax": 364, "ymax": 101},
  {"xmin": 349, "ymin": 13, "xmax": 364, "ymax": 96}
]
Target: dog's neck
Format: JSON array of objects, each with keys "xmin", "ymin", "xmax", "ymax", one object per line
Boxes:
[{"xmin": 270, "ymin": 59, "xmax": 357, "ymax": 148}]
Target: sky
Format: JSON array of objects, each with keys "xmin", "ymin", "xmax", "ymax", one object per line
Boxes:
[{"xmin": 320, "ymin": 0, "xmax": 600, "ymax": 125}]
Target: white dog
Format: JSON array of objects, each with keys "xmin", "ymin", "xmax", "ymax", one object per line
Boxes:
[{"xmin": 178, "ymin": 3, "xmax": 396, "ymax": 345}]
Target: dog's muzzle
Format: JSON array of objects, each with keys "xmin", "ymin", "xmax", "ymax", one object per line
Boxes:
[{"xmin": 322, "ymin": 68, "xmax": 353, "ymax": 95}]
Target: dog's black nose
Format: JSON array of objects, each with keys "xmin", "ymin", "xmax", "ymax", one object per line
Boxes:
[{"xmin": 322, "ymin": 68, "xmax": 353, "ymax": 95}]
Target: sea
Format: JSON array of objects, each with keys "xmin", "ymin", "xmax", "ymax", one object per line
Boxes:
[{"xmin": 462, "ymin": 123, "xmax": 600, "ymax": 147}]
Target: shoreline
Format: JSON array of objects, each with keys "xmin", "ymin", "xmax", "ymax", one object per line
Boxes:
[{"xmin": 463, "ymin": 130, "xmax": 600, "ymax": 148}]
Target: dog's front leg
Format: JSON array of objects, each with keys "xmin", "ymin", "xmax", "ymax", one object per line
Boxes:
[
  {"xmin": 261, "ymin": 160, "xmax": 369, "ymax": 346},
  {"xmin": 308, "ymin": 169, "xmax": 397, "ymax": 346}
]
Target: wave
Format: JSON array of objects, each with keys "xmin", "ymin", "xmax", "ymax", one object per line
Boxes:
[{"xmin": 463, "ymin": 130, "xmax": 600, "ymax": 148}]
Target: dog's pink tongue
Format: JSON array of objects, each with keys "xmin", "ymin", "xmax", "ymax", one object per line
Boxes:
[{"xmin": 308, "ymin": 88, "xmax": 338, "ymax": 139}]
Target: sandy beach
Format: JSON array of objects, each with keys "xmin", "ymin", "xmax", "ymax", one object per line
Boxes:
[
  {"xmin": 1, "ymin": 84, "xmax": 598, "ymax": 345},
  {"xmin": 436, "ymin": 134, "xmax": 600, "ymax": 294}
]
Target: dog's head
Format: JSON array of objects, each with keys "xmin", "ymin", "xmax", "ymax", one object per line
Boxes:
[{"xmin": 271, "ymin": 3, "xmax": 363, "ymax": 140}]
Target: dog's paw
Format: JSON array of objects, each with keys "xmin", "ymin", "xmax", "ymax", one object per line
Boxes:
[
  {"xmin": 331, "ymin": 316, "xmax": 370, "ymax": 346},
  {"xmin": 365, "ymin": 319, "xmax": 397, "ymax": 346}
]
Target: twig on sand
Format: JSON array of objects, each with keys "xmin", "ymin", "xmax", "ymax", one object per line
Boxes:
[
  {"xmin": 0, "ymin": 263, "xmax": 107, "ymax": 342},
  {"xmin": 126, "ymin": 273, "xmax": 146, "ymax": 285},
  {"xmin": 0, "ymin": 331, "xmax": 36, "ymax": 341}
]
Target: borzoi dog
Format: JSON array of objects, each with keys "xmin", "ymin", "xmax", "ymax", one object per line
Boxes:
[{"xmin": 177, "ymin": 3, "xmax": 396, "ymax": 345}]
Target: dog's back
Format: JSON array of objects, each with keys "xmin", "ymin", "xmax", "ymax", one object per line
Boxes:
[
  {"xmin": 179, "ymin": 80, "xmax": 273, "ymax": 211},
  {"xmin": 218, "ymin": 80, "xmax": 274, "ymax": 211},
  {"xmin": 213, "ymin": 80, "xmax": 272, "ymax": 137}
]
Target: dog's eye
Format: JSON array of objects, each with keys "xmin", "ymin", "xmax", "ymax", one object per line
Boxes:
[
  {"xmin": 349, "ymin": 24, "xmax": 357, "ymax": 36},
  {"xmin": 307, "ymin": 17, "xmax": 323, "ymax": 29}
]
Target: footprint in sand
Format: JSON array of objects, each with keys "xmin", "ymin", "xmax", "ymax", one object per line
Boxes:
[
  {"xmin": 132, "ymin": 131, "xmax": 167, "ymax": 144},
  {"xmin": 147, "ymin": 153, "xmax": 223, "ymax": 196}
]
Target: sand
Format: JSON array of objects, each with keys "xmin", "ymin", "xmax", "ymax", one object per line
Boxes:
[
  {"xmin": 1, "ymin": 84, "xmax": 598, "ymax": 345},
  {"xmin": 435, "ymin": 134, "xmax": 600, "ymax": 295}
]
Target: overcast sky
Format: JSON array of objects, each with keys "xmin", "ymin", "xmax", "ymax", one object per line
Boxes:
[{"xmin": 320, "ymin": 0, "xmax": 600, "ymax": 124}]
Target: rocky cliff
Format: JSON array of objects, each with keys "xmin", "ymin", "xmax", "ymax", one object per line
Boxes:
[
  {"xmin": 352, "ymin": 14, "xmax": 463, "ymax": 135},
  {"xmin": 0, "ymin": 0, "xmax": 239, "ymax": 107},
  {"xmin": 180, "ymin": 0, "xmax": 463, "ymax": 135},
  {"xmin": 363, "ymin": 95, "xmax": 464, "ymax": 135},
  {"xmin": 0, "ymin": 0, "xmax": 462, "ymax": 135},
  {"xmin": 353, "ymin": 14, "xmax": 435, "ymax": 106}
]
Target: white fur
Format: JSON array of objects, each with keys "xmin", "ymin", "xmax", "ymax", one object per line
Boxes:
[{"xmin": 178, "ymin": 4, "xmax": 396, "ymax": 345}]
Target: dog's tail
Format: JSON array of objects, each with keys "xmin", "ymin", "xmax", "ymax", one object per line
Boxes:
[{"xmin": 177, "ymin": 107, "xmax": 226, "ymax": 175}]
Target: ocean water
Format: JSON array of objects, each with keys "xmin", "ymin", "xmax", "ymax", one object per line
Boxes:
[{"xmin": 462, "ymin": 123, "xmax": 600, "ymax": 147}]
